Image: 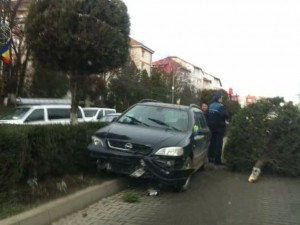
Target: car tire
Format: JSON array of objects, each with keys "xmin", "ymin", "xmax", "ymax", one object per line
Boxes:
[{"xmin": 175, "ymin": 157, "xmax": 192, "ymax": 192}]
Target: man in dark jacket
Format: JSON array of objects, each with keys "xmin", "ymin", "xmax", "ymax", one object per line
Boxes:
[{"xmin": 207, "ymin": 92, "xmax": 229, "ymax": 165}]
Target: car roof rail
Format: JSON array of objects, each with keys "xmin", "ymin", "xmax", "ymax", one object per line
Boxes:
[
  {"xmin": 189, "ymin": 104, "xmax": 200, "ymax": 109},
  {"xmin": 138, "ymin": 99, "xmax": 160, "ymax": 103},
  {"xmin": 15, "ymin": 97, "xmax": 71, "ymax": 106}
]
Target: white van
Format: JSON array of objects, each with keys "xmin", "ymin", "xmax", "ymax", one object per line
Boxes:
[
  {"xmin": 0, "ymin": 104, "xmax": 86, "ymax": 125},
  {"xmin": 82, "ymin": 107, "xmax": 116, "ymax": 122}
]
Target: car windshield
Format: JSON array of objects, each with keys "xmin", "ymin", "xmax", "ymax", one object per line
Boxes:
[
  {"xmin": 0, "ymin": 107, "xmax": 30, "ymax": 120},
  {"xmin": 83, "ymin": 109, "xmax": 98, "ymax": 117},
  {"xmin": 118, "ymin": 105, "xmax": 188, "ymax": 131}
]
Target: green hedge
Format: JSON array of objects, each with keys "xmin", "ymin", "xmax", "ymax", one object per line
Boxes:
[
  {"xmin": 224, "ymin": 98, "xmax": 300, "ymax": 176},
  {"xmin": 0, "ymin": 122, "xmax": 105, "ymax": 192}
]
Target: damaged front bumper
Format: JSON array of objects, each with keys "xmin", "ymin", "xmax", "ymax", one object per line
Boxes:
[
  {"xmin": 88, "ymin": 144, "xmax": 193, "ymax": 183},
  {"xmin": 142, "ymin": 156, "xmax": 193, "ymax": 182}
]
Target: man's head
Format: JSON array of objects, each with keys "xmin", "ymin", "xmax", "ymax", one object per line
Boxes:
[
  {"xmin": 213, "ymin": 92, "xmax": 223, "ymax": 102},
  {"xmin": 200, "ymin": 102, "xmax": 208, "ymax": 112}
]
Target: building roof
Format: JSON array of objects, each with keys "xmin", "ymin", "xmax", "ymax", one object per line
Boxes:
[
  {"xmin": 203, "ymin": 71, "xmax": 222, "ymax": 86},
  {"xmin": 152, "ymin": 57, "xmax": 189, "ymax": 75},
  {"xmin": 130, "ymin": 37, "xmax": 154, "ymax": 54},
  {"xmin": 169, "ymin": 56, "xmax": 203, "ymax": 71}
]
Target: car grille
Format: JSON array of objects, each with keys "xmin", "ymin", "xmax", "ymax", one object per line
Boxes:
[{"xmin": 107, "ymin": 140, "xmax": 153, "ymax": 155}]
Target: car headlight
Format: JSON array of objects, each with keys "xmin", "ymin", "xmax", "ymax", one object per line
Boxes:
[
  {"xmin": 91, "ymin": 136, "xmax": 104, "ymax": 146},
  {"xmin": 155, "ymin": 147, "xmax": 184, "ymax": 156}
]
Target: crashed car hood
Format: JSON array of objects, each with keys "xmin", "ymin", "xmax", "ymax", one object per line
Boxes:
[{"xmin": 95, "ymin": 122, "xmax": 188, "ymax": 147}]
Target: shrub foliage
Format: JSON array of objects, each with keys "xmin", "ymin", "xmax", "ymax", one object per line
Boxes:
[
  {"xmin": 224, "ymin": 98, "xmax": 300, "ymax": 176},
  {"xmin": 0, "ymin": 123, "xmax": 103, "ymax": 192}
]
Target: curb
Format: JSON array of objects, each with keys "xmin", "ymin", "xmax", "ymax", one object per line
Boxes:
[{"xmin": 0, "ymin": 178, "xmax": 127, "ymax": 225}]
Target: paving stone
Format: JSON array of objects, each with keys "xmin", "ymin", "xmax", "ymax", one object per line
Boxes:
[{"xmin": 52, "ymin": 169, "xmax": 300, "ymax": 225}]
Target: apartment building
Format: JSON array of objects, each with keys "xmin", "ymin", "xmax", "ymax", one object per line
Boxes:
[
  {"xmin": 151, "ymin": 57, "xmax": 190, "ymax": 85},
  {"xmin": 202, "ymin": 71, "xmax": 222, "ymax": 90},
  {"xmin": 129, "ymin": 38, "xmax": 154, "ymax": 76},
  {"xmin": 152, "ymin": 56, "xmax": 222, "ymax": 91}
]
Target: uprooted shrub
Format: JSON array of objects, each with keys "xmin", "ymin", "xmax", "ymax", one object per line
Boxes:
[
  {"xmin": 0, "ymin": 122, "xmax": 104, "ymax": 192},
  {"xmin": 224, "ymin": 97, "xmax": 300, "ymax": 176}
]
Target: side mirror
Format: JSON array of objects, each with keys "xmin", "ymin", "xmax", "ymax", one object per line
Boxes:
[{"xmin": 193, "ymin": 127, "xmax": 210, "ymax": 140}]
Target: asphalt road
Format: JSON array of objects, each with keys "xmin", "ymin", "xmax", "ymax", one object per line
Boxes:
[{"xmin": 52, "ymin": 165, "xmax": 300, "ymax": 225}]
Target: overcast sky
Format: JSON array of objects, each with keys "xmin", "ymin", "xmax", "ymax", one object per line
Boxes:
[{"xmin": 122, "ymin": 0, "xmax": 300, "ymax": 103}]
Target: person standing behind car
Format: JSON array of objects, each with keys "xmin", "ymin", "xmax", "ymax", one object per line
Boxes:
[
  {"xmin": 200, "ymin": 101, "xmax": 209, "ymax": 121},
  {"xmin": 207, "ymin": 92, "xmax": 229, "ymax": 165}
]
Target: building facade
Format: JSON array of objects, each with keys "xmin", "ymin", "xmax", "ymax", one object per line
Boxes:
[
  {"xmin": 152, "ymin": 56, "xmax": 222, "ymax": 91},
  {"xmin": 129, "ymin": 38, "xmax": 154, "ymax": 76}
]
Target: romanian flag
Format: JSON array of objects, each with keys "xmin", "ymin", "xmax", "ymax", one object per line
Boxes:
[{"xmin": 0, "ymin": 41, "xmax": 11, "ymax": 64}]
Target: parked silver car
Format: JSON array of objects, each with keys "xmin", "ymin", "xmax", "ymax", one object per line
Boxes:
[
  {"xmin": 98, "ymin": 113, "xmax": 121, "ymax": 123},
  {"xmin": 83, "ymin": 107, "xmax": 116, "ymax": 121},
  {"xmin": 0, "ymin": 105, "xmax": 85, "ymax": 125}
]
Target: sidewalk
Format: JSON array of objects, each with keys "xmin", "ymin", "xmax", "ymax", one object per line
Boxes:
[
  {"xmin": 51, "ymin": 168, "xmax": 300, "ymax": 225},
  {"xmin": 0, "ymin": 179, "xmax": 127, "ymax": 225}
]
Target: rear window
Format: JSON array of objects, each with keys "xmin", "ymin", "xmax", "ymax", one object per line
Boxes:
[
  {"xmin": 83, "ymin": 109, "xmax": 98, "ymax": 117},
  {"xmin": 104, "ymin": 109, "xmax": 116, "ymax": 115}
]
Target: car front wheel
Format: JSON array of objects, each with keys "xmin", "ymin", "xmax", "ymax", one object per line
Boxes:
[{"xmin": 175, "ymin": 157, "xmax": 192, "ymax": 192}]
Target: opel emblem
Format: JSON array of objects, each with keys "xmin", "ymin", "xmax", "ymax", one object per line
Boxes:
[{"xmin": 124, "ymin": 143, "xmax": 133, "ymax": 149}]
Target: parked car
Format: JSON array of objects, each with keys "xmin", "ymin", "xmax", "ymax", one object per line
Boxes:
[
  {"xmin": 83, "ymin": 107, "xmax": 116, "ymax": 122},
  {"xmin": 0, "ymin": 104, "xmax": 85, "ymax": 125},
  {"xmin": 99, "ymin": 113, "xmax": 122, "ymax": 123},
  {"xmin": 88, "ymin": 100, "xmax": 211, "ymax": 191}
]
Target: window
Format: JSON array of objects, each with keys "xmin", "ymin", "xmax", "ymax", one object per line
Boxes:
[
  {"xmin": 0, "ymin": 107, "xmax": 30, "ymax": 120},
  {"xmin": 77, "ymin": 109, "xmax": 83, "ymax": 118},
  {"xmin": 48, "ymin": 108, "xmax": 69, "ymax": 120},
  {"xmin": 25, "ymin": 109, "xmax": 44, "ymax": 122},
  {"xmin": 104, "ymin": 109, "xmax": 116, "ymax": 115},
  {"xmin": 96, "ymin": 110, "xmax": 104, "ymax": 119},
  {"xmin": 193, "ymin": 110, "xmax": 207, "ymax": 128},
  {"xmin": 83, "ymin": 109, "xmax": 98, "ymax": 117}
]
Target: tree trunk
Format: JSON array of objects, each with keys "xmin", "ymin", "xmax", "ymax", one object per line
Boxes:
[
  {"xmin": 16, "ymin": 47, "xmax": 30, "ymax": 97},
  {"xmin": 70, "ymin": 70, "xmax": 79, "ymax": 125},
  {"xmin": 248, "ymin": 158, "xmax": 267, "ymax": 183}
]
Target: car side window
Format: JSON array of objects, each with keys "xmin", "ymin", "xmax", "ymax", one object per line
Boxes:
[
  {"xmin": 194, "ymin": 111, "xmax": 202, "ymax": 128},
  {"xmin": 77, "ymin": 109, "xmax": 83, "ymax": 118},
  {"xmin": 25, "ymin": 109, "xmax": 44, "ymax": 122},
  {"xmin": 48, "ymin": 108, "xmax": 69, "ymax": 120},
  {"xmin": 193, "ymin": 110, "xmax": 207, "ymax": 129},
  {"xmin": 96, "ymin": 110, "xmax": 104, "ymax": 119},
  {"xmin": 199, "ymin": 113, "xmax": 208, "ymax": 128}
]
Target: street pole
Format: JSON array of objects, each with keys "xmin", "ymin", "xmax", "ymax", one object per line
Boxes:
[{"xmin": 172, "ymin": 70, "xmax": 175, "ymax": 104}]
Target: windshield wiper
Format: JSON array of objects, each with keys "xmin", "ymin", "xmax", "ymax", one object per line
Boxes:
[
  {"xmin": 124, "ymin": 115, "xmax": 149, "ymax": 126},
  {"xmin": 148, "ymin": 118, "xmax": 179, "ymax": 131}
]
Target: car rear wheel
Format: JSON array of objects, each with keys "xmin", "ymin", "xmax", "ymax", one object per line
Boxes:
[{"xmin": 175, "ymin": 157, "xmax": 192, "ymax": 192}]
